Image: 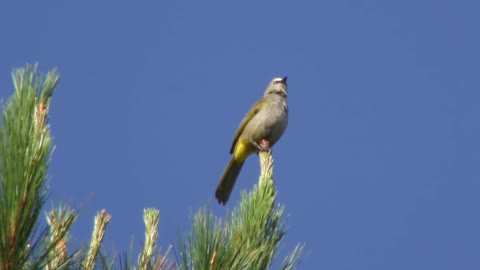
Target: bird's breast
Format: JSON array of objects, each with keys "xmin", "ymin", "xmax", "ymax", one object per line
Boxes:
[{"xmin": 239, "ymin": 98, "xmax": 288, "ymax": 147}]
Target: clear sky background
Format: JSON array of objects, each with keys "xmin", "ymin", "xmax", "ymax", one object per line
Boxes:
[{"xmin": 1, "ymin": 1, "xmax": 479, "ymax": 269}]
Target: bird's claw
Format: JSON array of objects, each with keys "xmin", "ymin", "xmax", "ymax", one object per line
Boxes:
[{"xmin": 250, "ymin": 139, "xmax": 271, "ymax": 152}]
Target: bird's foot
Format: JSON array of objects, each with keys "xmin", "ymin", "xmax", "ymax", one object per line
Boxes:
[{"xmin": 250, "ymin": 139, "xmax": 271, "ymax": 152}]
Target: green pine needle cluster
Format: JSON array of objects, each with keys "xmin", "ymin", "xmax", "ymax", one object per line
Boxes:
[
  {"xmin": 0, "ymin": 64, "xmax": 64, "ymax": 270},
  {"xmin": 177, "ymin": 151, "xmax": 303, "ymax": 270},
  {"xmin": 0, "ymin": 64, "xmax": 303, "ymax": 270}
]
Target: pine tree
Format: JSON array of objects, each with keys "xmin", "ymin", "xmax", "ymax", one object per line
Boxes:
[{"xmin": 0, "ymin": 64, "xmax": 303, "ymax": 270}]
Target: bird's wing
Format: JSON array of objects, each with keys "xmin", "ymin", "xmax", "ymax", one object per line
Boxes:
[{"xmin": 229, "ymin": 99, "xmax": 263, "ymax": 154}]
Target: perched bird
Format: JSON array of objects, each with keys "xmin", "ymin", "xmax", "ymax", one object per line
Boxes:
[{"xmin": 215, "ymin": 77, "xmax": 288, "ymax": 205}]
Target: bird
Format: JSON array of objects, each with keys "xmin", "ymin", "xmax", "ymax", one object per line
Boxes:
[{"xmin": 215, "ymin": 77, "xmax": 288, "ymax": 205}]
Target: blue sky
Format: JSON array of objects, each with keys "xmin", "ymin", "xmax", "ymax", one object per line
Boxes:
[{"xmin": 1, "ymin": 1, "xmax": 479, "ymax": 269}]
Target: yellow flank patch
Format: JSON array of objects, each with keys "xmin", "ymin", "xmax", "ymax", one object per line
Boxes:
[{"xmin": 233, "ymin": 140, "xmax": 254, "ymax": 162}]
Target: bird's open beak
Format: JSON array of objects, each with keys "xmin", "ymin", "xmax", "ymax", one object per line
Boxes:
[{"xmin": 281, "ymin": 77, "xmax": 288, "ymax": 84}]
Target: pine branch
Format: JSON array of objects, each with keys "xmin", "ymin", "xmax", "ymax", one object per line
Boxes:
[
  {"xmin": 45, "ymin": 204, "xmax": 79, "ymax": 270},
  {"xmin": 139, "ymin": 209, "xmax": 160, "ymax": 269},
  {"xmin": 94, "ymin": 209, "xmax": 174, "ymax": 270},
  {"xmin": 0, "ymin": 64, "xmax": 61, "ymax": 270},
  {"xmin": 178, "ymin": 150, "xmax": 303, "ymax": 269},
  {"xmin": 83, "ymin": 209, "xmax": 111, "ymax": 270},
  {"xmin": 138, "ymin": 209, "xmax": 174, "ymax": 270}
]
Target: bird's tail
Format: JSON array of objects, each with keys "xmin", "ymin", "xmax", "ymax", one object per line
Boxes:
[{"xmin": 215, "ymin": 158, "xmax": 245, "ymax": 205}]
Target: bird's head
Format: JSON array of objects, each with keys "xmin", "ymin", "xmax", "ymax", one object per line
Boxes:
[{"xmin": 264, "ymin": 77, "xmax": 288, "ymax": 98}]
